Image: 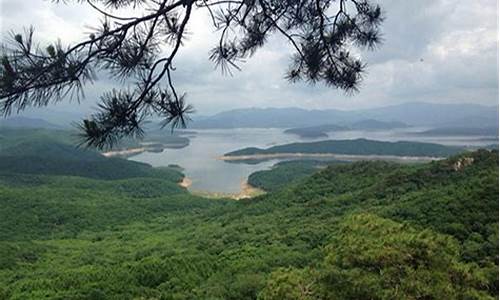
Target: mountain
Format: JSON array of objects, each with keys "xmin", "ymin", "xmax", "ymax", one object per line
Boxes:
[
  {"xmin": 358, "ymin": 102, "xmax": 499, "ymax": 127},
  {"xmin": 12, "ymin": 107, "xmax": 86, "ymax": 127},
  {"xmin": 190, "ymin": 107, "xmax": 332, "ymax": 128},
  {"xmin": 284, "ymin": 120, "xmax": 410, "ymax": 138},
  {"xmin": 0, "ymin": 116, "xmax": 61, "ymax": 129},
  {"xmin": 190, "ymin": 102, "xmax": 499, "ymax": 129},
  {"xmin": 413, "ymin": 127, "xmax": 499, "ymax": 137},
  {"xmin": 350, "ymin": 119, "xmax": 409, "ymax": 130},
  {"xmin": 0, "ymin": 128, "xmax": 183, "ymax": 181}
]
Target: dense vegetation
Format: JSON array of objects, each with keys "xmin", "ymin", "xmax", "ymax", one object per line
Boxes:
[
  {"xmin": 0, "ymin": 129, "xmax": 183, "ymax": 181},
  {"xmin": 248, "ymin": 160, "xmax": 343, "ymax": 192},
  {"xmin": 0, "ymin": 128, "xmax": 497, "ymax": 299},
  {"xmin": 226, "ymin": 138, "xmax": 464, "ymax": 158}
]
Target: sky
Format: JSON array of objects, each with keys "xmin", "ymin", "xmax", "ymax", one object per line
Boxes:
[{"xmin": 0, "ymin": 0, "xmax": 498, "ymax": 115}]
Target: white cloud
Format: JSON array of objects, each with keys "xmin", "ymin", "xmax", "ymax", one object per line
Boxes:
[{"xmin": 0, "ymin": 0, "xmax": 498, "ymax": 115}]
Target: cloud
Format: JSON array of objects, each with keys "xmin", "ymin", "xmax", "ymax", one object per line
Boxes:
[{"xmin": 1, "ymin": 0, "xmax": 497, "ymax": 115}]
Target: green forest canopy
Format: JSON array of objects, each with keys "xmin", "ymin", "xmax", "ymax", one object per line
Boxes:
[
  {"xmin": 0, "ymin": 129, "xmax": 497, "ymax": 299},
  {"xmin": 225, "ymin": 138, "xmax": 464, "ymax": 157}
]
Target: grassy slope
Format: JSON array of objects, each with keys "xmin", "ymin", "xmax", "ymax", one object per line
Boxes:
[{"xmin": 0, "ymin": 149, "xmax": 497, "ymax": 299}]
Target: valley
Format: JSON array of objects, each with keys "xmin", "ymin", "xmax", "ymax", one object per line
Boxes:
[
  {"xmin": 0, "ymin": 111, "xmax": 498, "ymax": 299},
  {"xmin": 0, "ymin": 0, "xmax": 498, "ymax": 297},
  {"xmin": 0, "ymin": 128, "xmax": 497, "ymax": 298}
]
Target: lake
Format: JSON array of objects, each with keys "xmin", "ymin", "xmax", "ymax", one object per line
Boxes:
[{"xmin": 130, "ymin": 127, "xmax": 497, "ymax": 195}]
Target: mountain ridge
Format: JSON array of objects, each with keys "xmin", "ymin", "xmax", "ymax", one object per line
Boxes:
[{"xmin": 190, "ymin": 102, "xmax": 499, "ymax": 129}]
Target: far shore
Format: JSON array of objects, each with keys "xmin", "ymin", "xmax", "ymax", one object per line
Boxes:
[
  {"xmin": 219, "ymin": 152, "xmax": 444, "ymax": 163},
  {"xmin": 102, "ymin": 147, "xmax": 146, "ymax": 158},
  {"xmin": 102, "ymin": 142, "xmax": 188, "ymax": 158}
]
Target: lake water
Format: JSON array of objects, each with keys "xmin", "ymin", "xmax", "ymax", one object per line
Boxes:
[{"xmin": 130, "ymin": 127, "xmax": 497, "ymax": 194}]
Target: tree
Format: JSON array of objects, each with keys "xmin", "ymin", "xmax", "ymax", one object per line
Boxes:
[
  {"xmin": 0, "ymin": 0, "xmax": 383, "ymax": 148},
  {"xmin": 317, "ymin": 214, "xmax": 494, "ymax": 300},
  {"xmin": 259, "ymin": 267, "xmax": 316, "ymax": 300}
]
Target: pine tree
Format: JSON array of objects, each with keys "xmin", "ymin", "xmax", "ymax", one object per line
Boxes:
[{"xmin": 0, "ymin": 0, "xmax": 383, "ymax": 148}]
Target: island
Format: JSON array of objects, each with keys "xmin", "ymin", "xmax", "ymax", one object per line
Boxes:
[
  {"xmin": 284, "ymin": 124, "xmax": 348, "ymax": 138},
  {"xmin": 412, "ymin": 126, "xmax": 499, "ymax": 137},
  {"xmin": 222, "ymin": 138, "xmax": 464, "ymax": 162}
]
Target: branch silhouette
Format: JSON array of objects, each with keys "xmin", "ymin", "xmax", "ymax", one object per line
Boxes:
[{"xmin": 0, "ymin": 0, "xmax": 383, "ymax": 148}]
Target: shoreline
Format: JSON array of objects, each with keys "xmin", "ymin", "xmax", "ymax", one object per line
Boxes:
[
  {"xmin": 102, "ymin": 147, "xmax": 146, "ymax": 158},
  {"xmin": 219, "ymin": 152, "xmax": 443, "ymax": 163},
  {"xmin": 102, "ymin": 142, "xmax": 188, "ymax": 158},
  {"xmin": 236, "ymin": 180, "xmax": 266, "ymax": 200},
  {"xmin": 179, "ymin": 176, "xmax": 192, "ymax": 188},
  {"xmin": 188, "ymin": 179, "xmax": 265, "ymax": 200}
]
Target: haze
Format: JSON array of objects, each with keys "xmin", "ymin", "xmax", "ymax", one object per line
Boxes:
[{"xmin": 0, "ymin": 0, "xmax": 498, "ymax": 117}]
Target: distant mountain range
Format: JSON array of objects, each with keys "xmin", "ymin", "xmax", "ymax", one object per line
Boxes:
[
  {"xmin": 350, "ymin": 119, "xmax": 409, "ymax": 130},
  {"xmin": 1, "ymin": 102, "xmax": 497, "ymax": 132},
  {"xmin": 284, "ymin": 120, "xmax": 410, "ymax": 138},
  {"xmin": 0, "ymin": 116, "xmax": 62, "ymax": 129},
  {"xmin": 190, "ymin": 102, "xmax": 499, "ymax": 129}
]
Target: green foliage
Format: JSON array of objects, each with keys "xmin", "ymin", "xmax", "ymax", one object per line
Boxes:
[
  {"xmin": 0, "ymin": 142, "xmax": 497, "ymax": 299},
  {"xmin": 317, "ymin": 213, "xmax": 493, "ymax": 300},
  {"xmin": 0, "ymin": 128, "xmax": 183, "ymax": 181},
  {"xmin": 248, "ymin": 160, "xmax": 343, "ymax": 192},
  {"xmin": 226, "ymin": 138, "xmax": 463, "ymax": 157},
  {"xmin": 258, "ymin": 268, "xmax": 315, "ymax": 300}
]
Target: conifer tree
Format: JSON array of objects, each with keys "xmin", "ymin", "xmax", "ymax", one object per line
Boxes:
[{"xmin": 0, "ymin": 0, "xmax": 383, "ymax": 148}]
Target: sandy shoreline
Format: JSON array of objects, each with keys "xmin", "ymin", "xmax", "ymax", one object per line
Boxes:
[
  {"xmin": 219, "ymin": 152, "xmax": 443, "ymax": 163},
  {"xmin": 235, "ymin": 180, "xmax": 266, "ymax": 200},
  {"xmin": 185, "ymin": 178, "xmax": 265, "ymax": 200},
  {"xmin": 179, "ymin": 177, "xmax": 192, "ymax": 188},
  {"xmin": 102, "ymin": 147, "xmax": 146, "ymax": 157}
]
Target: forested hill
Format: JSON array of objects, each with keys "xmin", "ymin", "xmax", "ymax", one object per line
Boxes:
[
  {"xmin": 0, "ymin": 148, "xmax": 497, "ymax": 299},
  {"xmin": 191, "ymin": 103, "xmax": 499, "ymax": 129},
  {"xmin": 0, "ymin": 128, "xmax": 183, "ymax": 181},
  {"xmin": 225, "ymin": 138, "xmax": 463, "ymax": 157}
]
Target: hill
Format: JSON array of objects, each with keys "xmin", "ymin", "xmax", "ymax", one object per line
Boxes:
[
  {"xmin": 0, "ymin": 116, "xmax": 61, "ymax": 129},
  {"xmin": 0, "ymin": 128, "xmax": 183, "ymax": 181},
  {"xmin": 225, "ymin": 138, "xmax": 464, "ymax": 159},
  {"xmin": 248, "ymin": 160, "xmax": 341, "ymax": 191},
  {"xmin": 284, "ymin": 120, "xmax": 409, "ymax": 138},
  {"xmin": 190, "ymin": 102, "xmax": 498, "ymax": 129},
  {"xmin": 413, "ymin": 127, "xmax": 499, "ymax": 137},
  {"xmin": 0, "ymin": 149, "xmax": 497, "ymax": 299},
  {"xmin": 284, "ymin": 124, "xmax": 348, "ymax": 138}
]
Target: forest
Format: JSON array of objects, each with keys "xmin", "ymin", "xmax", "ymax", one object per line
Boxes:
[
  {"xmin": 0, "ymin": 0, "xmax": 498, "ymax": 297},
  {"xmin": 225, "ymin": 139, "xmax": 464, "ymax": 158},
  {"xmin": 0, "ymin": 128, "xmax": 497, "ymax": 299}
]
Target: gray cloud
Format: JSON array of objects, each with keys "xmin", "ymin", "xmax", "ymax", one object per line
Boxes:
[{"xmin": 1, "ymin": 0, "xmax": 498, "ymax": 115}]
